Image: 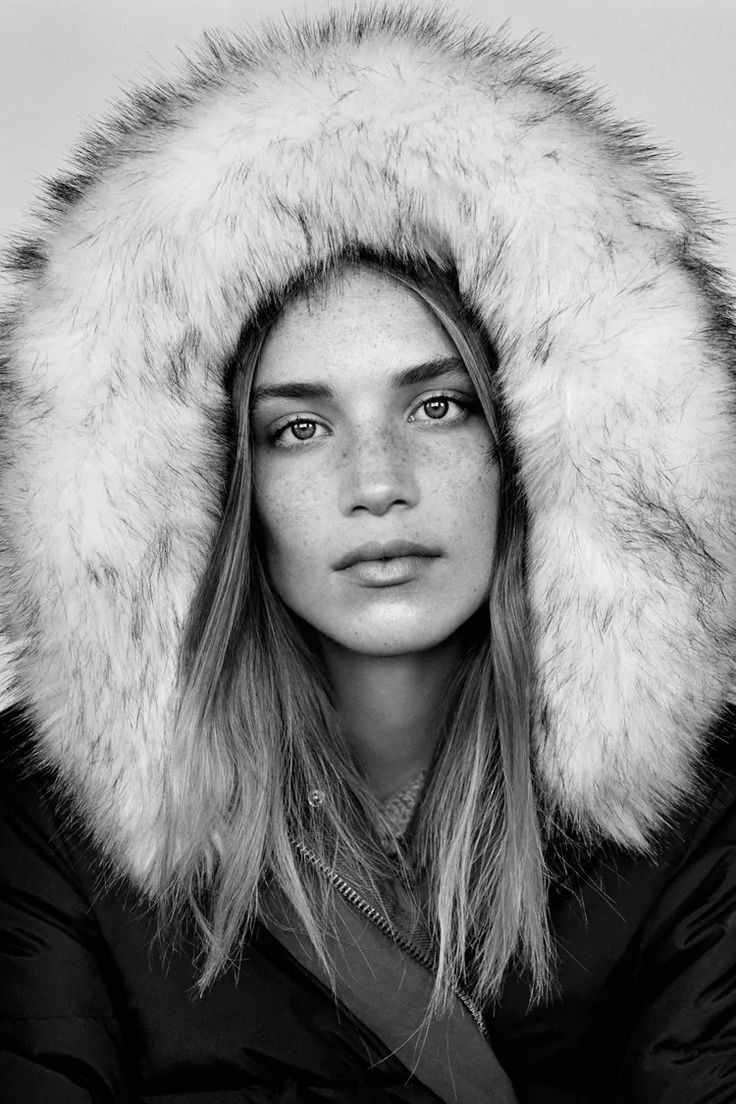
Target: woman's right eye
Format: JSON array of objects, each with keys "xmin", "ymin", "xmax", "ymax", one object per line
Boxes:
[{"xmin": 270, "ymin": 417, "xmax": 330, "ymax": 447}]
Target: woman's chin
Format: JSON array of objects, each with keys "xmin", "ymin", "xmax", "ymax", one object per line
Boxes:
[{"xmin": 317, "ymin": 619, "xmax": 471, "ymax": 659}]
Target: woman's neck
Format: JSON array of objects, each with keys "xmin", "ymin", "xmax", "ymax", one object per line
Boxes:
[{"xmin": 319, "ymin": 636, "xmax": 461, "ymax": 801}]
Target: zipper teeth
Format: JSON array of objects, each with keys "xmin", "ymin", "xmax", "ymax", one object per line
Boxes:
[{"xmin": 293, "ymin": 839, "xmax": 489, "ymax": 1041}]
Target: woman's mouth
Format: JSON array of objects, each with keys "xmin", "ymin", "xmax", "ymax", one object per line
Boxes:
[
  {"xmin": 334, "ymin": 541, "xmax": 441, "ymax": 587},
  {"xmin": 333, "ymin": 539, "xmax": 441, "ymax": 570}
]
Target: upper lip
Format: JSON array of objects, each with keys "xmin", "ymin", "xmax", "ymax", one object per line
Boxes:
[{"xmin": 334, "ymin": 540, "xmax": 442, "ymax": 571}]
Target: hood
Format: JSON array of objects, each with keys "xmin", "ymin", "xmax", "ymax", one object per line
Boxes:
[{"xmin": 1, "ymin": 4, "xmax": 734, "ymax": 885}]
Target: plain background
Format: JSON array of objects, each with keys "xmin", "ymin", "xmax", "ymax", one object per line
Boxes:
[{"xmin": 2, "ymin": 0, "xmax": 735, "ymax": 272}]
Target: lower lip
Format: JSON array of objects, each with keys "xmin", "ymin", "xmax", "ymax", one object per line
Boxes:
[{"xmin": 342, "ymin": 556, "xmax": 436, "ymax": 587}]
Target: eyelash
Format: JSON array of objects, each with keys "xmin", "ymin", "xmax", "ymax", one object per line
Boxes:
[
  {"xmin": 408, "ymin": 392, "xmax": 473, "ymax": 424},
  {"xmin": 268, "ymin": 392, "xmax": 473, "ymax": 448}
]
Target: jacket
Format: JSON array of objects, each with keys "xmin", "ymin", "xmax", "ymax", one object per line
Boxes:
[
  {"xmin": 2, "ymin": 704, "xmax": 736, "ymax": 1103},
  {"xmin": 1, "ymin": 5, "xmax": 735, "ymax": 1102}
]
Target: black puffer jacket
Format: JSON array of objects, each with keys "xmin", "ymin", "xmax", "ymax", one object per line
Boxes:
[
  {"xmin": 2, "ymin": 706, "xmax": 736, "ymax": 1102},
  {"xmin": 1, "ymin": 5, "xmax": 735, "ymax": 1103}
]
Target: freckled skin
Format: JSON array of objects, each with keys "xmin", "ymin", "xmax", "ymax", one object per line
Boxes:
[{"xmin": 251, "ymin": 268, "xmax": 499, "ymax": 658}]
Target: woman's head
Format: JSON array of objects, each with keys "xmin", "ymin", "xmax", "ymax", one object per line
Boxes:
[
  {"xmin": 172, "ymin": 254, "xmax": 546, "ymax": 1009},
  {"xmin": 250, "ymin": 264, "xmax": 501, "ymax": 660}
]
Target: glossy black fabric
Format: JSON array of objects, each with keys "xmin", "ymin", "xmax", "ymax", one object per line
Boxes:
[{"xmin": 1, "ymin": 708, "xmax": 735, "ymax": 1103}]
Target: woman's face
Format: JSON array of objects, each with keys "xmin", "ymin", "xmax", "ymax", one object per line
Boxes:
[{"xmin": 250, "ymin": 268, "xmax": 499, "ymax": 658}]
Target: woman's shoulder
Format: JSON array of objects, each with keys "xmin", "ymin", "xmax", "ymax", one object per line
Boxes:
[
  {"xmin": 492, "ymin": 705, "xmax": 736, "ymax": 1101},
  {"xmin": 0, "ymin": 707, "xmax": 137, "ymax": 1102},
  {"xmin": 0, "ymin": 707, "xmax": 112, "ymax": 982},
  {"xmin": 563, "ymin": 700, "xmax": 736, "ymax": 892},
  {"xmin": 624, "ymin": 701, "xmax": 736, "ymax": 953},
  {"xmin": 561, "ymin": 702, "xmax": 736, "ymax": 967},
  {"xmin": 1, "ymin": 706, "xmax": 65, "ymax": 837},
  {"xmin": 603, "ymin": 706, "xmax": 736, "ymax": 1101},
  {"xmin": 637, "ymin": 701, "xmax": 736, "ymax": 909}
]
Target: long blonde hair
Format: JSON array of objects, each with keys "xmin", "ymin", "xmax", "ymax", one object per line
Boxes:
[{"xmin": 161, "ymin": 252, "xmax": 550, "ymax": 1013}]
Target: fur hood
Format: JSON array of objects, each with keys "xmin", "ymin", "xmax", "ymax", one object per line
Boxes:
[{"xmin": 1, "ymin": 4, "xmax": 734, "ymax": 887}]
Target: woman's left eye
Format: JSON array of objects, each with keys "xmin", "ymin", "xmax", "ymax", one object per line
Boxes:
[{"xmin": 408, "ymin": 394, "xmax": 470, "ymax": 423}]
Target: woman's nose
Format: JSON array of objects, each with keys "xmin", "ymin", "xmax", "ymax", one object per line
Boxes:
[{"xmin": 338, "ymin": 426, "xmax": 420, "ymax": 516}]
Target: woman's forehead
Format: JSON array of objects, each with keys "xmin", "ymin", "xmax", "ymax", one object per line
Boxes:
[{"xmin": 256, "ymin": 267, "xmax": 457, "ymax": 384}]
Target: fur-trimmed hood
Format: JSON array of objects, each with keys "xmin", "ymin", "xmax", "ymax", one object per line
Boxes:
[{"xmin": 1, "ymin": 4, "xmax": 735, "ymax": 887}]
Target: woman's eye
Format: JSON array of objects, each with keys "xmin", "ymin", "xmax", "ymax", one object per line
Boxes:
[
  {"xmin": 289, "ymin": 419, "xmax": 317, "ymax": 441},
  {"xmin": 409, "ymin": 394, "xmax": 470, "ymax": 423},
  {"xmin": 271, "ymin": 417, "xmax": 329, "ymax": 446},
  {"xmin": 423, "ymin": 397, "xmax": 450, "ymax": 420}
]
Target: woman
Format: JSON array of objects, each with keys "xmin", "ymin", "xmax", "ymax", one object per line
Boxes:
[{"xmin": 1, "ymin": 6, "xmax": 735, "ymax": 1103}]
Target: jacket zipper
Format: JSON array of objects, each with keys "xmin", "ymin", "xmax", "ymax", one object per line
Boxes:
[{"xmin": 293, "ymin": 839, "xmax": 490, "ymax": 1042}]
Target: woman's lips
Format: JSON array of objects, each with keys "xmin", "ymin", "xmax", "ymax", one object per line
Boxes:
[
  {"xmin": 341, "ymin": 555, "xmax": 436, "ymax": 587},
  {"xmin": 333, "ymin": 539, "xmax": 441, "ymax": 571},
  {"xmin": 334, "ymin": 540, "xmax": 442, "ymax": 588}
]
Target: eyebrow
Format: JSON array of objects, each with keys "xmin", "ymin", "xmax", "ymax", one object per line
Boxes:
[{"xmin": 250, "ymin": 355, "xmax": 468, "ymax": 408}]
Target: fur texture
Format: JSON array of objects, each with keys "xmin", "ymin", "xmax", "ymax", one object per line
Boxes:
[{"xmin": 1, "ymin": 4, "xmax": 735, "ymax": 885}]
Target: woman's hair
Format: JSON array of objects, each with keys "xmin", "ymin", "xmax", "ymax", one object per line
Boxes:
[{"xmin": 161, "ymin": 252, "xmax": 551, "ymax": 1013}]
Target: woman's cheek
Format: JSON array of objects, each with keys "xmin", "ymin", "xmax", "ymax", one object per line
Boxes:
[
  {"xmin": 256, "ymin": 463, "xmax": 331, "ymax": 575},
  {"xmin": 428, "ymin": 438, "xmax": 498, "ymax": 505}
]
